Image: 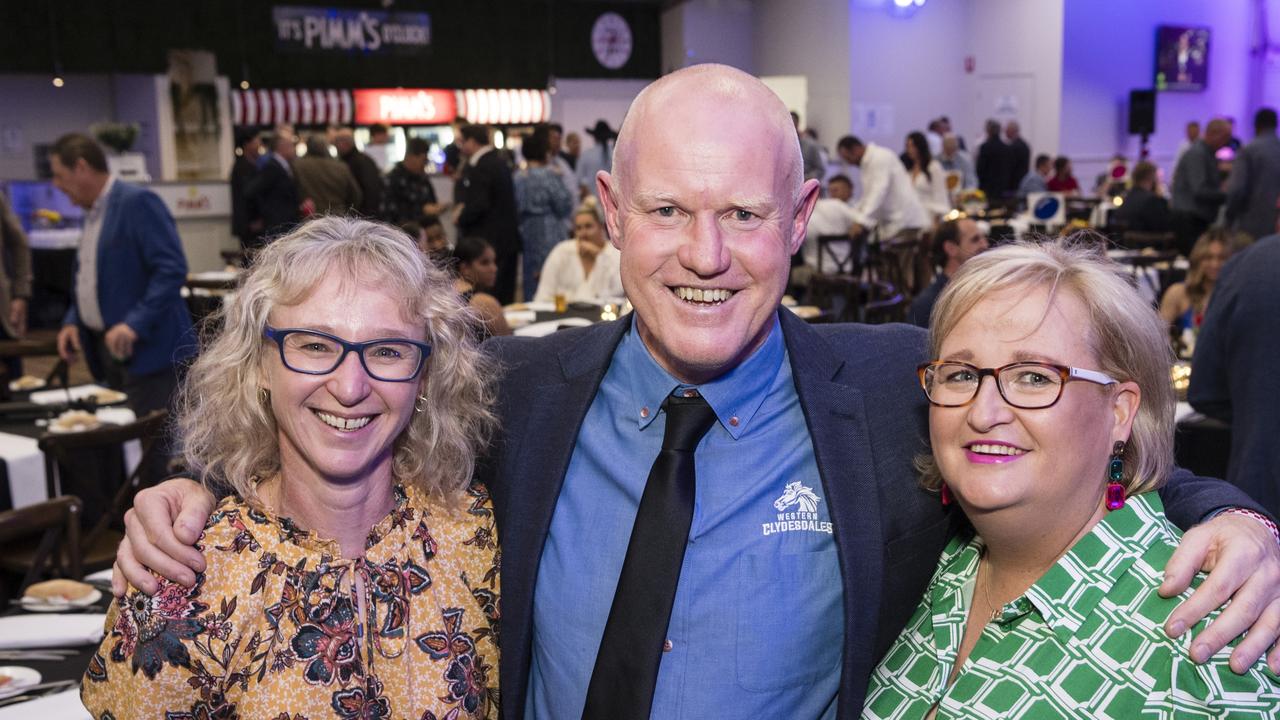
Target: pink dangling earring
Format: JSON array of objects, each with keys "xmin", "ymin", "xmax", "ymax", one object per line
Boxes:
[
  {"xmin": 940, "ymin": 481, "xmax": 953, "ymax": 507},
  {"xmin": 1105, "ymin": 440, "xmax": 1127, "ymax": 511}
]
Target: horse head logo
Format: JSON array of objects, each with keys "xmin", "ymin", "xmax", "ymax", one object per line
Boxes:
[{"xmin": 773, "ymin": 481, "xmax": 821, "ymax": 513}]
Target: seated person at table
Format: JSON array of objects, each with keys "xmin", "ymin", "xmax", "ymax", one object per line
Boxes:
[
  {"xmin": 1113, "ymin": 160, "xmax": 1171, "ymax": 232},
  {"xmin": 907, "ymin": 217, "xmax": 989, "ymax": 328},
  {"xmin": 451, "ymin": 236, "xmax": 511, "ymax": 339},
  {"xmin": 863, "ymin": 238, "xmax": 1280, "ymax": 719},
  {"xmin": 1046, "ymin": 155, "xmax": 1080, "ymax": 194},
  {"xmin": 532, "ymin": 200, "xmax": 624, "ymax": 304},
  {"xmin": 402, "ymin": 214, "xmax": 450, "ymax": 265},
  {"xmin": 1159, "ymin": 229, "xmax": 1233, "ymax": 338},
  {"xmin": 81, "ymin": 217, "xmax": 500, "ymax": 719}
]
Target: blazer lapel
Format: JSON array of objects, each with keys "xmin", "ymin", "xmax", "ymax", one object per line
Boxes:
[
  {"xmin": 779, "ymin": 310, "xmax": 885, "ymax": 719},
  {"xmin": 499, "ymin": 318, "xmax": 629, "ymax": 720}
]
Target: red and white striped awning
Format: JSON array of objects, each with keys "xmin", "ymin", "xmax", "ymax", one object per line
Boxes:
[
  {"xmin": 455, "ymin": 89, "xmax": 551, "ymax": 125},
  {"xmin": 232, "ymin": 89, "xmax": 353, "ymax": 126}
]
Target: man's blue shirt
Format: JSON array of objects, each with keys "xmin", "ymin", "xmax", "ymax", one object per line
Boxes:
[{"xmin": 526, "ymin": 314, "xmax": 842, "ymax": 719}]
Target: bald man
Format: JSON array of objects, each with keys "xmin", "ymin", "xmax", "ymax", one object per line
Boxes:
[
  {"xmin": 1172, "ymin": 117, "xmax": 1230, "ymax": 254},
  {"xmin": 116, "ymin": 65, "xmax": 1280, "ymax": 720}
]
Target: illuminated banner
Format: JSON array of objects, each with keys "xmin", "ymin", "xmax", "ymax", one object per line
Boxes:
[
  {"xmin": 353, "ymin": 89, "xmax": 457, "ymax": 125},
  {"xmin": 273, "ymin": 6, "xmax": 430, "ymax": 55}
]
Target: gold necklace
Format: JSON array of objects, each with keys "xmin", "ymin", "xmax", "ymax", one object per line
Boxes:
[{"xmin": 978, "ymin": 553, "xmax": 1003, "ymax": 622}]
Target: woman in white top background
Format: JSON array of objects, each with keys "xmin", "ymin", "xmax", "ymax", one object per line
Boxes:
[
  {"xmin": 905, "ymin": 130, "xmax": 951, "ymax": 219},
  {"xmin": 533, "ymin": 200, "xmax": 625, "ymax": 304}
]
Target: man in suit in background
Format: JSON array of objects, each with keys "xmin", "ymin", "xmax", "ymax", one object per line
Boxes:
[
  {"xmin": 1004, "ymin": 120, "xmax": 1031, "ymax": 192},
  {"xmin": 455, "ymin": 123, "xmax": 521, "ymax": 304},
  {"xmin": 1115, "ymin": 160, "xmax": 1171, "ymax": 232},
  {"xmin": 229, "ymin": 129, "xmax": 261, "ymax": 253},
  {"xmin": 333, "ymin": 128, "xmax": 384, "ymax": 219},
  {"xmin": 244, "ymin": 130, "xmax": 301, "ymax": 248},
  {"xmin": 292, "ymin": 135, "xmax": 361, "ymax": 216},
  {"xmin": 49, "ymin": 133, "xmax": 194, "ymax": 476},
  {"xmin": 975, "ymin": 118, "xmax": 1015, "ymax": 206},
  {"xmin": 1226, "ymin": 107, "xmax": 1280, "ymax": 241},
  {"xmin": 114, "ymin": 65, "xmax": 1280, "ymax": 720},
  {"xmin": 1171, "ymin": 117, "xmax": 1230, "ymax": 256}
]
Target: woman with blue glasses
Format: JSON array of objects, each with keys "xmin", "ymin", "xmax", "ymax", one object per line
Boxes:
[{"xmin": 82, "ymin": 217, "xmax": 500, "ymax": 719}]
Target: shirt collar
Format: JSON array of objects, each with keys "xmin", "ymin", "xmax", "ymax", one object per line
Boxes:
[
  {"xmin": 89, "ymin": 175, "xmax": 116, "ymax": 216},
  {"xmin": 617, "ymin": 312, "xmax": 785, "ymax": 440},
  {"xmin": 1018, "ymin": 493, "xmax": 1162, "ymax": 642},
  {"xmin": 469, "ymin": 145, "xmax": 495, "ymax": 166}
]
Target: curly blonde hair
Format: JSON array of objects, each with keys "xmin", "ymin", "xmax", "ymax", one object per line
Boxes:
[
  {"xmin": 178, "ymin": 216, "xmax": 496, "ymax": 504},
  {"xmin": 916, "ymin": 234, "xmax": 1175, "ymax": 496}
]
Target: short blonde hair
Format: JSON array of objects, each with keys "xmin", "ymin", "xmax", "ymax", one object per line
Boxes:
[
  {"xmin": 179, "ymin": 216, "xmax": 496, "ymax": 504},
  {"xmin": 917, "ymin": 234, "xmax": 1175, "ymax": 495}
]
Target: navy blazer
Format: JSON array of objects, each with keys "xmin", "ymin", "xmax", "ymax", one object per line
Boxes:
[
  {"xmin": 64, "ymin": 181, "xmax": 194, "ymax": 378},
  {"xmin": 482, "ymin": 309, "xmax": 1265, "ymax": 719}
]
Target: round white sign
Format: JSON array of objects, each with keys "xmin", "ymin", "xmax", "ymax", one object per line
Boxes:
[{"xmin": 591, "ymin": 12, "xmax": 633, "ymax": 70}]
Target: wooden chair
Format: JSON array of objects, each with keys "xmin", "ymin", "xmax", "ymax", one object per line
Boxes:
[
  {"xmin": 37, "ymin": 409, "xmax": 169, "ymax": 572},
  {"xmin": 815, "ymin": 234, "xmax": 865, "ymax": 276},
  {"xmin": 0, "ymin": 495, "xmax": 83, "ymax": 603}
]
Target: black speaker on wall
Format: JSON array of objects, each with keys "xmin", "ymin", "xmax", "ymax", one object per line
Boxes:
[{"xmin": 1129, "ymin": 89, "xmax": 1157, "ymax": 135}]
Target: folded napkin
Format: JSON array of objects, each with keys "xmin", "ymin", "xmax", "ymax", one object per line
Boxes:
[
  {"xmin": 0, "ymin": 614, "xmax": 105, "ymax": 650},
  {"xmin": 0, "ymin": 688, "xmax": 91, "ymax": 719}
]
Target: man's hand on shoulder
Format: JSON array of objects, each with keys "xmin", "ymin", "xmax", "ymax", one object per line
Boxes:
[
  {"xmin": 1160, "ymin": 511, "xmax": 1280, "ymax": 674},
  {"xmin": 113, "ymin": 477, "xmax": 216, "ymax": 597}
]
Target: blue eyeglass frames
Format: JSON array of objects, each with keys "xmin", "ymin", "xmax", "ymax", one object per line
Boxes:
[{"xmin": 263, "ymin": 325, "xmax": 432, "ymax": 382}]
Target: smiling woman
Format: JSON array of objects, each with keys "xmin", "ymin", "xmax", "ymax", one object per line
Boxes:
[
  {"xmin": 81, "ymin": 217, "xmax": 501, "ymax": 719},
  {"xmin": 863, "ymin": 237, "xmax": 1280, "ymax": 719}
]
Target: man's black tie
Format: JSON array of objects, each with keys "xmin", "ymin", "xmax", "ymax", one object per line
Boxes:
[{"xmin": 581, "ymin": 392, "xmax": 718, "ymax": 720}]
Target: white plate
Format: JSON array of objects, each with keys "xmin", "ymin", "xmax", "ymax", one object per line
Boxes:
[
  {"xmin": 20, "ymin": 588, "xmax": 101, "ymax": 612},
  {"xmin": 0, "ymin": 666, "xmax": 41, "ymax": 699},
  {"xmin": 7, "ymin": 378, "xmax": 45, "ymax": 392},
  {"xmin": 46, "ymin": 420, "xmax": 103, "ymax": 434}
]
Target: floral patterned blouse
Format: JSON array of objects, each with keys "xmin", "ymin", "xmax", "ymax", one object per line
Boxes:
[{"xmin": 82, "ymin": 482, "xmax": 500, "ymax": 720}]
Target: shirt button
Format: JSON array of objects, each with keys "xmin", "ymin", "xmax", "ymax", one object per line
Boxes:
[
  {"xmin": 662, "ymin": 639, "xmax": 674, "ymax": 652},
  {"xmin": 729, "ymin": 416, "xmax": 740, "ymax": 427},
  {"xmin": 640, "ymin": 406, "xmax": 650, "ymax": 418}
]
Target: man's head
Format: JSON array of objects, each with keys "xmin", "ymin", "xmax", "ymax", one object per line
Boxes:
[
  {"xmin": 546, "ymin": 123, "xmax": 564, "ymax": 154},
  {"xmin": 1004, "ymin": 120, "xmax": 1021, "ymax": 140},
  {"xmin": 1130, "ymin": 161, "xmax": 1158, "ymax": 190},
  {"xmin": 304, "ymin": 134, "xmax": 331, "ymax": 158},
  {"xmin": 935, "ymin": 217, "xmax": 988, "ymax": 276},
  {"xmin": 928, "ymin": 119, "xmax": 944, "ymax": 135},
  {"xmin": 332, "ymin": 128, "xmax": 356, "ymax": 157},
  {"xmin": 1255, "ymin": 107, "xmax": 1277, "ymax": 135},
  {"xmin": 984, "ymin": 119, "xmax": 1002, "ymax": 139},
  {"xmin": 1053, "ymin": 155, "xmax": 1072, "ymax": 177},
  {"xmin": 403, "ymin": 137, "xmax": 430, "ymax": 174},
  {"xmin": 270, "ymin": 130, "xmax": 297, "ymax": 161},
  {"xmin": 458, "ymin": 124, "xmax": 490, "ymax": 157},
  {"xmin": 1203, "ymin": 118, "xmax": 1231, "ymax": 150},
  {"xmin": 49, "ymin": 133, "xmax": 110, "ymax": 209},
  {"xmin": 1034, "ymin": 153, "xmax": 1052, "ymax": 177},
  {"xmin": 1185, "ymin": 120, "xmax": 1201, "ymax": 142},
  {"xmin": 836, "ymin": 135, "xmax": 865, "ymax": 166},
  {"xmin": 826, "ymin": 174, "xmax": 853, "ymax": 202},
  {"xmin": 369, "ymin": 123, "xmax": 390, "ymax": 143},
  {"xmin": 564, "ymin": 132, "xmax": 581, "ymax": 157},
  {"xmin": 938, "ymin": 116, "xmax": 952, "ymax": 133},
  {"xmin": 598, "ymin": 63, "xmax": 820, "ymax": 384},
  {"xmin": 236, "ymin": 129, "xmax": 262, "ymax": 159},
  {"xmin": 941, "ymin": 134, "xmax": 960, "ymax": 159}
]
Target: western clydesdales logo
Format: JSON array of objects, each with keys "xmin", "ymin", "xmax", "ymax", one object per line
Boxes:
[{"xmin": 762, "ymin": 481, "xmax": 833, "ymax": 536}]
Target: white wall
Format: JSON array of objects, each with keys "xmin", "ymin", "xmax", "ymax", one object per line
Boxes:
[
  {"xmin": 661, "ymin": 0, "xmax": 756, "ymax": 74},
  {"xmin": 755, "ymin": 0, "xmax": 851, "ymax": 147},
  {"xmin": 967, "ymin": 0, "xmax": 1064, "ymax": 160},
  {"xmin": 0, "ymin": 75, "xmax": 116, "ymax": 179},
  {"xmin": 1060, "ymin": 0, "xmax": 1253, "ymax": 183},
  {"xmin": 846, "ymin": 0, "xmax": 972, "ymax": 148},
  {"xmin": 550, "ymin": 78, "xmax": 651, "ymax": 170}
]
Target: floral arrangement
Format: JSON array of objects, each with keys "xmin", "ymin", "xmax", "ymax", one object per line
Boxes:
[{"xmin": 90, "ymin": 122, "xmax": 140, "ymax": 154}]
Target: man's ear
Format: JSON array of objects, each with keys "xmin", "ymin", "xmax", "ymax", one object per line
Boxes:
[
  {"xmin": 598, "ymin": 171, "xmax": 625, "ymax": 250},
  {"xmin": 789, "ymin": 179, "xmax": 821, "ymax": 255}
]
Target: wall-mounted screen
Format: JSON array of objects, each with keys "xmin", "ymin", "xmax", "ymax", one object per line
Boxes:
[{"xmin": 1156, "ymin": 25, "xmax": 1209, "ymax": 92}]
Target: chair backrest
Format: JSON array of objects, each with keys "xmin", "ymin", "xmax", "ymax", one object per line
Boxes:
[
  {"xmin": 816, "ymin": 234, "xmax": 864, "ymax": 276},
  {"xmin": 38, "ymin": 409, "xmax": 169, "ymax": 551},
  {"xmin": 0, "ymin": 495, "xmax": 83, "ymax": 593},
  {"xmin": 808, "ymin": 273, "xmax": 862, "ymax": 323}
]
